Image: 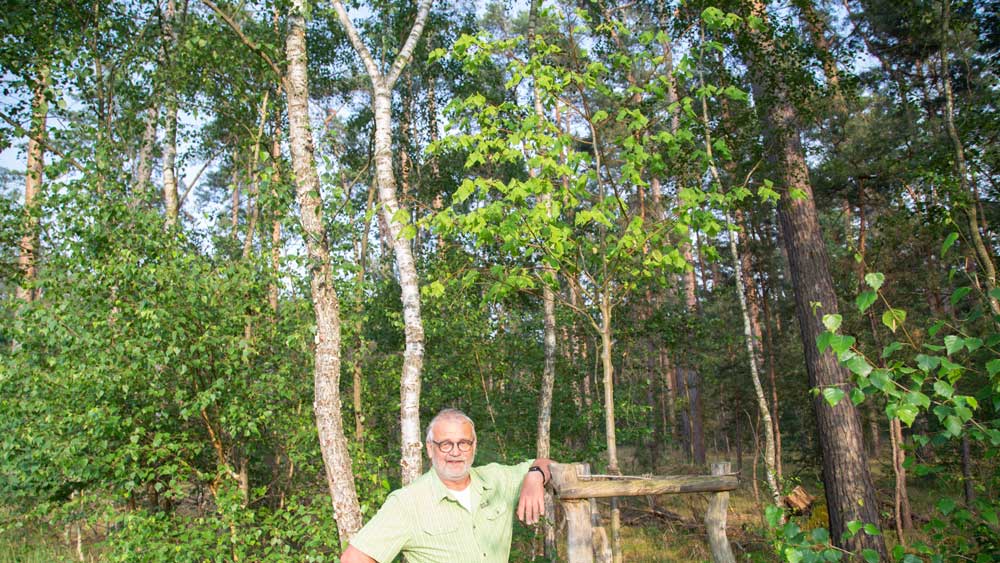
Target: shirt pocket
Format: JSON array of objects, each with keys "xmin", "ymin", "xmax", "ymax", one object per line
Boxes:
[
  {"xmin": 421, "ymin": 520, "xmax": 459, "ymax": 536},
  {"xmin": 484, "ymin": 502, "xmax": 507, "ymax": 521}
]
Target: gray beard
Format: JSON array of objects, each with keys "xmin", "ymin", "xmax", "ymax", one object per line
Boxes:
[{"xmin": 432, "ymin": 456, "xmax": 474, "ymax": 482}]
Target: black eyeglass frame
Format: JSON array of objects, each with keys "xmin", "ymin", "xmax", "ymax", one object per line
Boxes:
[{"xmin": 429, "ymin": 439, "xmax": 475, "ymax": 453}]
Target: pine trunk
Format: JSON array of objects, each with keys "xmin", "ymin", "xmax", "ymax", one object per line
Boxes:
[{"xmin": 745, "ymin": 1, "xmax": 886, "ymax": 556}]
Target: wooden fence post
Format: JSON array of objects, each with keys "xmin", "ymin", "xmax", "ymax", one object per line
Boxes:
[
  {"xmin": 552, "ymin": 464, "xmax": 594, "ymax": 563},
  {"xmin": 705, "ymin": 462, "xmax": 736, "ymax": 563}
]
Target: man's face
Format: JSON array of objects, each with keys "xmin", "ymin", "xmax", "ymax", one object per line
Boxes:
[{"xmin": 426, "ymin": 419, "xmax": 476, "ymax": 483}]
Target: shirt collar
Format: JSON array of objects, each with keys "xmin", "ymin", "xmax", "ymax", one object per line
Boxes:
[{"xmin": 428, "ymin": 465, "xmax": 493, "ymax": 503}]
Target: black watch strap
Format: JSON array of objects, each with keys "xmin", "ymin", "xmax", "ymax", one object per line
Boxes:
[{"xmin": 528, "ymin": 465, "xmax": 548, "ymax": 485}]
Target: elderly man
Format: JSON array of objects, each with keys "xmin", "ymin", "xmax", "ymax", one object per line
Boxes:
[{"xmin": 340, "ymin": 408, "xmax": 552, "ymax": 563}]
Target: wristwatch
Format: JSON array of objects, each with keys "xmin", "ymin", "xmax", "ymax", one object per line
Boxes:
[{"xmin": 528, "ymin": 465, "xmax": 548, "ymax": 485}]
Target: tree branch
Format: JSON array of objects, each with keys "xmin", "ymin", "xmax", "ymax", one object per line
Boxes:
[
  {"xmin": 0, "ymin": 111, "xmax": 86, "ymax": 173},
  {"xmin": 386, "ymin": 0, "xmax": 433, "ymax": 88},
  {"xmin": 201, "ymin": 0, "xmax": 285, "ymax": 85},
  {"xmin": 330, "ymin": 0, "xmax": 384, "ymax": 83}
]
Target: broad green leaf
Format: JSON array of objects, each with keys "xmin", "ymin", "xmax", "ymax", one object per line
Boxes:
[
  {"xmin": 862, "ymin": 550, "xmax": 879, "ymax": 563},
  {"xmin": 882, "ymin": 308, "xmax": 906, "ymax": 332},
  {"xmin": 822, "ymin": 387, "xmax": 845, "ymax": 407},
  {"xmin": 855, "ymin": 291, "xmax": 877, "ymax": 313},
  {"xmin": 938, "ymin": 497, "xmax": 956, "ymax": 515},
  {"xmin": 870, "ymin": 369, "xmax": 890, "ymax": 391},
  {"xmin": 864, "ymin": 272, "xmax": 884, "ymax": 290},
  {"xmin": 822, "ymin": 314, "xmax": 842, "ymax": 332},
  {"xmin": 850, "ymin": 387, "xmax": 866, "ymax": 405},
  {"xmin": 944, "ymin": 335, "xmax": 964, "ymax": 356},
  {"xmin": 916, "ymin": 354, "xmax": 940, "ymax": 372},
  {"xmin": 905, "ymin": 391, "xmax": 931, "ymax": 409},
  {"xmin": 846, "ymin": 521, "xmax": 864, "ymax": 536},
  {"xmin": 845, "ymin": 355, "xmax": 873, "ymax": 377},
  {"xmin": 895, "ymin": 403, "xmax": 918, "ymax": 426},
  {"xmin": 829, "ymin": 334, "xmax": 855, "ymax": 355},
  {"xmin": 816, "ymin": 331, "xmax": 833, "ymax": 353},
  {"xmin": 933, "ymin": 380, "xmax": 954, "ymax": 399},
  {"xmin": 987, "ymin": 359, "xmax": 1000, "ymax": 377},
  {"xmin": 944, "ymin": 415, "xmax": 962, "ymax": 437},
  {"xmin": 862, "ymin": 523, "xmax": 880, "ymax": 536}
]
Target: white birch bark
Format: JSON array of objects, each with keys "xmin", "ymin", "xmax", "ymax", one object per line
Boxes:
[
  {"xmin": 331, "ymin": 0, "xmax": 432, "ymax": 485},
  {"xmin": 16, "ymin": 65, "xmax": 48, "ymax": 305},
  {"xmin": 284, "ymin": 0, "xmax": 362, "ymax": 540}
]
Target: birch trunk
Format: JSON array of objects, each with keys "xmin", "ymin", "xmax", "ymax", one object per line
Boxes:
[
  {"xmin": 16, "ymin": 65, "xmax": 48, "ymax": 305},
  {"xmin": 162, "ymin": 0, "xmax": 180, "ymax": 226},
  {"xmin": 331, "ymin": 0, "xmax": 432, "ymax": 485},
  {"xmin": 284, "ymin": 0, "xmax": 362, "ymax": 540}
]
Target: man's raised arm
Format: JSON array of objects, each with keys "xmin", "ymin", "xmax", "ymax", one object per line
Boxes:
[{"xmin": 517, "ymin": 458, "xmax": 552, "ymax": 525}]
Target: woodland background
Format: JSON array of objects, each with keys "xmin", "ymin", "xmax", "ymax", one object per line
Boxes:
[{"xmin": 1, "ymin": 0, "xmax": 998, "ymax": 561}]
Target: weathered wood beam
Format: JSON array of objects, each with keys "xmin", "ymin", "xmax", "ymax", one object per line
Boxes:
[
  {"xmin": 705, "ymin": 462, "xmax": 736, "ymax": 563},
  {"xmin": 549, "ymin": 463, "xmax": 738, "ymax": 500}
]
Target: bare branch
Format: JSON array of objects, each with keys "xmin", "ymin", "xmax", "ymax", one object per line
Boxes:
[{"xmin": 0, "ymin": 111, "xmax": 86, "ymax": 173}]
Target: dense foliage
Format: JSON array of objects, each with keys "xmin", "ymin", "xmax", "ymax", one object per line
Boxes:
[{"xmin": 1, "ymin": 0, "xmax": 998, "ymax": 561}]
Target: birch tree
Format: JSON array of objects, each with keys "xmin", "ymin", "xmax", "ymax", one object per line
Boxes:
[
  {"xmin": 330, "ymin": 0, "xmax": 432, "ymax": 485},
  {"xmin": 284, "ymin": 0, "xmax": 363, "ymax": 541}
]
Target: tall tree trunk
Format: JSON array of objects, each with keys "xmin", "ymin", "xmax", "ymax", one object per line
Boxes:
[
  {"xmin": 162, "ymin": 0, "xmax": 180, "ymax": 227},
  {"xmin": 284, "ymin": 0, "xmax": 362, "ymax": 541},
  {"xmin": 331, "ymin": 0, "xmax": 432, "ymax": 485},
  {"xmin": 940, "ymin": 0, "xmax": 999, "ymax": 316},
  {"xmin": 135, "ymin": 103, "xmax": 159, "ymax": 198},
  {"xmin": 599, "ymin": 298, "xmax": 623, "ymax": 563},
  {"xmin": 527, "ymin": 3, "xmax": 558, "ymax": 556},
  {"xmin": 16, "ymin": 65, "xmax": 48, "ymax": 305},
  {"xmin": 744, "ymin": 1, "xmax": 886, "ymax": 557}
]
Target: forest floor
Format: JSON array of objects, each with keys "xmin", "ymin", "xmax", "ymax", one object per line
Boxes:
[{"xmin": 0, "ymin": 452, "xmax": 959, "ymax": 562}]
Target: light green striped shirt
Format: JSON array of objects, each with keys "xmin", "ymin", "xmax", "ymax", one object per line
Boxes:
[{"xmin": 350, "ymin": 460, "xmax": 534, "ymax": 563}]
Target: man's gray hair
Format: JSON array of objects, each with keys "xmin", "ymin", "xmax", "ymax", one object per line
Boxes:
[{"xmin": 425, "ymin": 408, "xmax": 477, "ymax": 442}]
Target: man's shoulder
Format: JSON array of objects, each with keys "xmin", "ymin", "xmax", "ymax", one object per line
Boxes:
[{"xmin": 472, "ymin": 460, "xmax": 533, "ymax": 483}]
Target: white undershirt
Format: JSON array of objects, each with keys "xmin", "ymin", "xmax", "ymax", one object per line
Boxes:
[{"xmin": 449, "ymin": 485, "xmax": 473, "ymax": 512}]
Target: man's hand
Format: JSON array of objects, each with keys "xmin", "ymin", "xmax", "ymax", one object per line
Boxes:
[{"xmin": 517, "ymin": 459, "xmax": 551, "ymax": 525}]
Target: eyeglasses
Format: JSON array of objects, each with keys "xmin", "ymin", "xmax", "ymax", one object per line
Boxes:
[{"xmin": 430, "ymin": 439, "xmax": 475, "ymax": 453}]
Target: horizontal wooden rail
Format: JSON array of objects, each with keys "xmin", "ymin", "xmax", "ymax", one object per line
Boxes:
[{"xmin": 549, "ymin": 463, "xmax": 738, "ymax": 500}]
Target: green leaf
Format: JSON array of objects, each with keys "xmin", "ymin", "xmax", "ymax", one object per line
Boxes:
[
  {"xmin": 823, "ymin": 387, "xmax": 846, "ymax": 407},
  {"xmin": 944, "ymin": 335, "xmax": 964, "ymax": 356},
  {"xmin": 822, "ymin": 314, "xmax": 842, "ymax": 332},
  {"xmin": 881, "ymin": 341, "xmax": 902, "ymax": 359},
  {"xmin": 816, "ymin": 331, "xmax": 833, "ymax": 353},
  {"xmin": 850, "ymin": 387, "xmax": 866, "ymax": 405},
  {"xmin": 896, "ymin": 403, "xmax": 918, "ymax": 426},
  {"xmin": 829, "ymin": 334, "xmax": 855, "ymax": 355},
  {"xmin": 933, "ymin": 380, "xmax": 954, "ymax": 399},
  {"xmin": 845, "ymin": 355, "xmax": 873, "ymax": 377},
  {"xmin": 870, "ymin": 369, "xmax": 890, "ymax": 391},
  {"xmin": 864, "ymin": 272, "xmax": 885, "ymax": 290},
  {"xmin": 987, "ymin": 359, "xmax": 1000, "ymax": 377},
  {"xmin": 905, "ymin": 391, "xmax": 931, "ymax": 409},
  {"xmin": 944, "ymin": 415, "xmax": 962, "ymax": 437},
  {"xmin": 916, "ymin": 354, "xmax": 940, "ymax": 372},
  {"xmin": 811, "ymin": 528, "xmax": 830, "ymax": 543},
  {"xmin": 950, "ymin": 286, "xmax": 971, "ymax": 306},
  {"xmin": 855, "ymin": 291, "xmax": 877, "ymax": 313},
  {"xmin": 937, "ymin": 497, "xmax": 956, "ymax": 515},
  {"xmin": 882, "ymin": 308, "xmax": 906, "ymax": 332},
  {"xmin": 940, "ymin": 232, "xmax": 959, "ymax": 256},
  {"xmin": 846, "ymin": 521, "xmax": 864, "ymax": 537},
  {"xmin": 862, "ymin": 549, "xmax": 879, "ymax": 563}
]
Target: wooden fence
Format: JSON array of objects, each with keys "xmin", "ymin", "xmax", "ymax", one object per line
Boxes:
[{"xmin": 548, "ymin": 462, "xmax": 739, "ymax": 563}]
